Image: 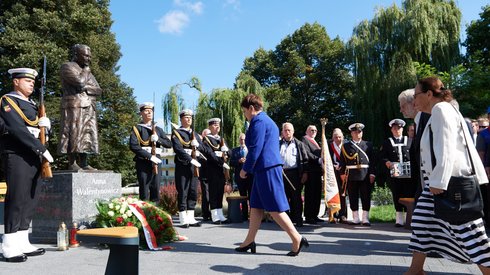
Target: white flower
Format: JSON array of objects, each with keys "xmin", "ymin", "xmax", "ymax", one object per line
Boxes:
[
  {"xmin": 120, "ymin": 202, "xmax": 128, "ymax": 214},
  {"xmin": 108, "ymin": 211, "xmax": 114, "ymax": 217},
  {"xmin": 108, "ymin": 203, "xmax": 114, "ymax": 209},
  {"xmin": 115, "ymin": 204, "xmax": 121, "ymax": 210},
  {"xmin": 122, "ymin": 214, "xmax": 128, "ymax": 219},
  {"xmin": 126, "ymin": 210, "xmax": 133, "ymax": 217}
]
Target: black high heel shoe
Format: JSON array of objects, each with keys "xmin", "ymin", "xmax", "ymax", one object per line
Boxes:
[
  {"xmin": 235, "ymin": 242, "xmax": 256, "ymax": 254},
  {"xmin": 287, "ymin": 237, "xmax": 309, "ymax": 256}
]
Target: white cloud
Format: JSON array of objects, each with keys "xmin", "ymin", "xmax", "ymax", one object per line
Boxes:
[
  {"xmin": 157, "ymin": 10, "xmax": 190, "ymax": 35},
  {"xmin": 174, "ymin": 0, "xmax": 203, "ymax": 14},
  {"xmin": 223, "ymin": 0, "xmax": 240, "ymax": 10}
]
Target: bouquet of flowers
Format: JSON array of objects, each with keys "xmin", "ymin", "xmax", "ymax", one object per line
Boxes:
[{"xmin": 95, "ymin": 196, "xmax": 183, "ymax": 250}]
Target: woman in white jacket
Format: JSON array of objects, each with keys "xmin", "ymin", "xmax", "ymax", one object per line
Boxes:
[{"xmin": 405, "ymin": 77, "xmax": 490, "ymax": 275}]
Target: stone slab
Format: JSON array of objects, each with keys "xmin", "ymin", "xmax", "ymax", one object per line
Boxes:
[{"xmin": 31, "ymin": 171, "xmax": 121, "ymax": 243}]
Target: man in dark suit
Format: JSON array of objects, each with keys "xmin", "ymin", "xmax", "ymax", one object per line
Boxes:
[
  {"xmin": 279, "ymin": 122, "xmax": 310, "ymax": 227},
  {"xmin": 301, "ymin": 125, "xmax": 324, "ymax": 224},
  {"xmin": 230, "ymin": 133, "xmax": 253, "ymax": 220},
  {"xmin": 339, "ymin": 123, "xmax": 375, "ymax": 226},
  {"xmin": 329, "ymin": 128, "xmax": 348, "ymax": 223}
]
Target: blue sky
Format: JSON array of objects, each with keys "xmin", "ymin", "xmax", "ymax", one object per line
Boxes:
[{"xmin": 109, "ymin": 0, "xmax": 488, "ymax": 123}]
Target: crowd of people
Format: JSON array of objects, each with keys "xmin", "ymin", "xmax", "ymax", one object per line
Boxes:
[{"xmin": 3, "ymin": 61, "xmax": 490, "ymax": 270}]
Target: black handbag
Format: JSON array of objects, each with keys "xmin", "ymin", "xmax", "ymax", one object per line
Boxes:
[{"xmin": 429, "ymin": 117, "xmax": 484, "ymax": 224}]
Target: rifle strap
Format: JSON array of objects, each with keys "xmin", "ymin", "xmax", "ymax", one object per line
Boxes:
[
  {"xmin": 132, "ymin": 126, "xmax": 150, "ymax": 146},
  {"xmin": 172, "ymin": 129, "xmax": 191, "ymax": 147},
  {"xmin": 0, "ymin": 95, "xmax": 39, "ymax": 126}
]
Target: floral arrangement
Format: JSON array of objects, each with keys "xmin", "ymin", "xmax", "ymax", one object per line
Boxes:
[{"xmin": 95, "ymin": 196, "xmax": 183, "ymax": 249}]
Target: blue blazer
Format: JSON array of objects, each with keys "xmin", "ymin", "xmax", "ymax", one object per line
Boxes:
[{"xmin": 242, "ymin": 112, "xmax": 282, "ymax": 173}]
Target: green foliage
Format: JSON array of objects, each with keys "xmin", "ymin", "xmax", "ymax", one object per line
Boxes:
[
  {"xmin": 371, "ymin": 186, "xmax": 393, "ymax": 206},
  {"xmin": 369, "ymin": 204, "xmax": 396, "ymax": 223},
  {"xmin": 0, "ymin": 0, "xmax": 139, "ymax": 184},
  {"xmin": 242, "ymin": 22, "xmax": 353, "ymax": 136},
  {"xmin": 348, "ymin": 0, "xmax": 461, "ymax": 146}
]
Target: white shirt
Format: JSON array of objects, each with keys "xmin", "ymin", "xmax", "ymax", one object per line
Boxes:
[
  {"xmin": 280, "ymin": 140, "xmax": 298, "ymax": 169},
  {"xmin": 420, "ymin": 102, "xmax": 488, "ymax": 189}
]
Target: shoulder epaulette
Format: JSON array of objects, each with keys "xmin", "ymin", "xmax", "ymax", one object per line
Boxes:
[
  {"xmin": 0, "ymin": 95, "xmax": 39, "ymax": 126},
  {"xmin": 132, "ymin": 125, "xmax": 150, "ymax": 146},
  {"xmin": 173, "ymin": 129, "xmax": 191, "ymax": 146}
]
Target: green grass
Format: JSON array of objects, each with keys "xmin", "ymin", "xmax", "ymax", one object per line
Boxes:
[{"xmin": 369, "ymin": 204, "xmax": 396, "ymax": 223}]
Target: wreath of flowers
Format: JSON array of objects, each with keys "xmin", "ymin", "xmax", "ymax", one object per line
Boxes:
[{"xmin": 95, "ymin": 196, "xmax": 183, "ymax": 249}]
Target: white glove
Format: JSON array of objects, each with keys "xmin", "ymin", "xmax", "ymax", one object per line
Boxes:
[
  {"xmin": 220, "ymin": 145, "xmax": 229, "ymax": 152},
  {"xmin": 191, "ymin": 139, "xmax": 199, "ymax": 148},
  {"xmin": 38, "ymin": 117, "xmax": 51, "ymax": 130},
  {"xmin": 42, "ymin": 150, "xmax": 54, "ymax": 163},
  {"xmin": 190, "ymin": 159, "xmax": 201, "ymax": 168},
  {"xmin": 151, "ymin": 134, "xmax": 159, "ymax": 142},
  {"xmin": 223, "ymin": 163, "xmax": 230, "ymax": 170},
  {"xmin": 318, "ymin": 158, "xmax": 323, "ymax": 165},
  {"xmin": 150, "ymin": 155, "xmax": 162, "ymax": 164}
]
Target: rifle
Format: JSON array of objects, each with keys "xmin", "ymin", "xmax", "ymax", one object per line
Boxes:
[
  {"xmin": 151, "ymin": 92, "xmax": 158, "ymax": 175},
  {"xmin": 220, "ymin": 111, "xmax": 230, "ymax": 183},
  {"xmin": 39, "ymin": 56, "xmax": 53, "ymax": 179},
  {"xmin": 191, "ymin": 113, "xmax": 199, "ymax": 177}
]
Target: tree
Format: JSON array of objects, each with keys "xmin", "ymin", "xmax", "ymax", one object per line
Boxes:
[
  {"xmin": 242, "ymin": 22, "xmax": 353, "ymax": 137},
  {"xmin": 348, "ymin": 0, "xmax": 461, "ymax": 145},
  {"xmin": 0, "ymin": 0, "xmax": 139, "ymax": 184}
]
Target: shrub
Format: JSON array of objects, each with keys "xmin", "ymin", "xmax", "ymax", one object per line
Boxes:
[
  {"xmin": 371, "ymin": 186, "xmax": 393, "ymax": 206},
  {"xmin": 159, "ymin": 183, "xmax": 179, "ymax": 215}
]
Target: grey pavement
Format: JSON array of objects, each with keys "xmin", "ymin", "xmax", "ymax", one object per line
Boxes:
[{"xmin": 0, "ymin": 216, "xmax": 482, "ymax": 275}]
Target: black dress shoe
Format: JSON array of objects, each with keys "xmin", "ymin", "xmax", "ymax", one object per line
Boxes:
[
  {"xmin": 304, "ymin": 219, "xmax": 317, "ymax": 224},
  {"xmin": 201, "ymin": 216, "xmax": 211, "ymax": 221},
  {"xmin": 212, "ymin": 220, "xmax": 222, "ymax": 225},
  {"xmin": 4, "ymin": 254, "xmax": 27, "ymax": 262},
  {"xmin": 24, "ymin": 248, "xmax": 45, "ymax": 257},
  {"xmin": 235, "ymin": 241, "xmax": 256, "ymax": 254},
  {"xmin": 395, "ymin": 223, "xmax": 403, "ymax": 228},
  {"xmin": 189, "ymin": 222, "xmax": 201, "ymax": 227},
  {"xmin": 314, "ymin": 217, "xmax": 324, "ymax": 223},
  {"xmin": 287, "ymin": 237, "xmax": 309, "ymax": 256},
  {"xmin": 180, "ymin": 223, "xmax": 190, "ymax": 228},
  {"xmin": 361, "ymin": 222, "xmax": 371, "ymax": 227}
]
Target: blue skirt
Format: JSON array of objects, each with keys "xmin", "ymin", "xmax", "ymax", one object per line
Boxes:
[{"xmin": 250, "ymin": 165, "xmax": 289, "ymax": 212}]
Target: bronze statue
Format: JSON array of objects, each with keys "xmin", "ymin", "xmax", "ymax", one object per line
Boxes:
[{"xmin": 58, "ymin": 44, "xmax": 102, "ymax": 170}]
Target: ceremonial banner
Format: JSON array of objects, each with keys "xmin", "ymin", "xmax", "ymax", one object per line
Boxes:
[{"xmin": 321, "ymin": 118, "xmax": 341, "ymax": 221}]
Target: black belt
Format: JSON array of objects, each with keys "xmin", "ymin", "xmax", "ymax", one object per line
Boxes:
[{"xmin": 283, "ymin": 167, "xmax": 299, "ymax": 172}]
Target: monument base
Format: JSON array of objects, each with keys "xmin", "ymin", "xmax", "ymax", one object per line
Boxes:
[{"xmin": 31, "ymin": 170, "xmax": 122, "ymax": 243}]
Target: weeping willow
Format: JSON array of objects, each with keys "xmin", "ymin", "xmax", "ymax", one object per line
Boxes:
[{"xmin": 348, "ymin": 0, "xmax": 461, "ymax": 146}]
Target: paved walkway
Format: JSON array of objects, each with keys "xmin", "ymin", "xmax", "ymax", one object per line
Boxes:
[{"xmin": 0, "ymin": 218, "xmax": 482, "ymax": 275}]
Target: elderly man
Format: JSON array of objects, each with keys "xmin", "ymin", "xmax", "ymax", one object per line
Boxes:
[
  {"xmin": 339, "ymin": 123, "xmax": 375, "ymax": 226},
  {"xmin": 279, "ymin": 122, "xmax": 309, "ymax": 227},
  {"xmin": 1, "ymin": 68, "xmax": 54, "ymax": 262},
  {"xmin": 329, "ymin": 128, "xmax": 348, "ymax": 223},
  {"xmin": 301, "ymin": 125, "xmax": 323, "ymax": 224},
  {"xmin": 230, "ymin": 133, "xmax": 253, "ymax": 220},
  {"xmin": 58, "ymin": 44, "xmax": 102, "ymax": 170}
]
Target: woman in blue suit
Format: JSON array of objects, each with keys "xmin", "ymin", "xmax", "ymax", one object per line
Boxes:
[{"xmin": 235, "ymin": 94, "xmax": 308, "ymax": 256}]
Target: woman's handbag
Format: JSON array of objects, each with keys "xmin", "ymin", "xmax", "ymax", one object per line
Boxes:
[{"xmin": 429, "ymin": 115, "xmax": 484, "ymax": 224}]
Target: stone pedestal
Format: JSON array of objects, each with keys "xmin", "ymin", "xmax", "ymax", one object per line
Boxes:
[{"xmin": 31, "ymin": 171, "xmax": 122, "ymax": 243}]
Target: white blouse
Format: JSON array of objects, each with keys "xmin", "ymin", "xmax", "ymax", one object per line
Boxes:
[{"xmin": 419, "ymin": 101, "xmax": 488, "ymax": 190}]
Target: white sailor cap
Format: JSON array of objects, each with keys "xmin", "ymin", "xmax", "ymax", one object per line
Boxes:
[
  {"xmin": 8, "ymin": 68, "xmax": 38, "ymax": 80},
  {"xmin": 179, "ymin": 109, "xmax": 193, "ymax": 117},
  {"xmin": 348, "ymin": 123, "xmax": 365, "ymax": 131},
  {"xmin": 139, "ymin": 102, "xmax": 154, "ymax": 111},
  {"xmin": 207, "ymin": 118, "xmax": 221, "ymax": 125},
  {"xmin": 389, "ymin": 118, "xmax": 406, "ymax": 128}
]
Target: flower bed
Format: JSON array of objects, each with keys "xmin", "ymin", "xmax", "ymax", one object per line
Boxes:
[{"xmin": 95, "ymin": 196, "xmax": 184, "ymax": 250}]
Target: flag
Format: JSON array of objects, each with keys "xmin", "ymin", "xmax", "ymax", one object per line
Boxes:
[{"xmin": 321, "ymin": 120, "xmax": 341, "ymax": 221}]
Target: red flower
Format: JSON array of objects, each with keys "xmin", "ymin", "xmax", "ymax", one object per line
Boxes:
[
  {"xmin": 157, "ymin": 216, "xmax": 163, "ymax": 223},
  {"xmin": 116, "ymin": 217, "xmax": 123, "ymax": 224},
  {"xmin": 127, "ymin": 222, "xmax": 134, "ymax": 226}
]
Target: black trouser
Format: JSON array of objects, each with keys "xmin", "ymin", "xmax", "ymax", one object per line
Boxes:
[
  {"xmin": 334, "ymin": 171, "xmax": 348, "ymax": 219},
  {"xmin": 303, "ymin": 170, "xmax": 322, "ymax": 220},
  {"xmin": 388, "ymin": 177, "xmax": 415, "ymax": 211},
  {"xmin": 175, "ymin": 163, "xmax": 197, "ymax": 211},
  {"xmin": 236, "ymin": 175, "xmax": 253, "ymax": 219},
  {"xmin": 3, "ymin": 153, "xmax": 41, "ymax": 233},
  {"xmin": 135, "ymin": 159, "xmax": 161, "ymax": 202},
  {"xmin": 283, "ymin": 168, "xmax": 303, "ymax": 223},
  {"xmin": 208, "ymin": 166, "xmax": 225, "ymax": 210},
  {"xmin": 347, "ymin": 177, "xmax": 372, "ymax": 211},
  {"xmin": 199, "ymin": 177, "xmax": 210, "ymax": 218}
]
